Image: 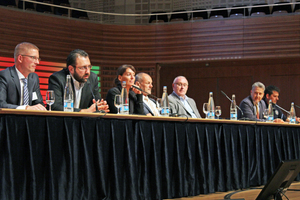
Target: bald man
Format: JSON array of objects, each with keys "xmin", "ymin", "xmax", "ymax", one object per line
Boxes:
[
  {"xmin": 168, "ymin": 76, "xmax": 201, "ymax": 118},
  {"xmin": 135, "ymin": 72, "xmax": 160, "ymax": 116}
]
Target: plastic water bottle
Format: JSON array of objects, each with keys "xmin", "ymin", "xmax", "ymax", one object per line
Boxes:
[
  {"xmin": 120, "ymin": 81, "xmax": 129, "ymax": 114},
  {"xmin": 230, "ymin": 94, "xmax": 237, "ymax": 120},
  {"xmin": 64, "ymin": 75, "xmax": 74, "ymax": 112},
  {"xmin": 267, "ymin": 100, "xmax": 274, "ymax": 122},
  {"xmin": 161, "ymin": 86, "xmax": 170, "ymax": 117},
  {"xmin": 207, "ymin": 92, "xmax": 215, "ymax": 119},
  {"xmin": 289, "ymin": 102, "xmax": 296, "ymax": 124}
]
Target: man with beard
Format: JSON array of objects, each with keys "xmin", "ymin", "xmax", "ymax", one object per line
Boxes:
[
  {"xmin": 48, "ymin": 49, "xmax": 109, "ymax": 112},
  {"xmin": 0, "ymin": 42, "xmax": 46, "ymax": 110}
]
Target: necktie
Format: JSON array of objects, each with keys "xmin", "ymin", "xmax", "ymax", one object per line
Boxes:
[
  {"xmin": 22, "ymin": 78, "xmax": 29, "ymax": 105},
  {"xmin": 145, "ymin": 96, "xmax": 160, "ymax": 116},
  {"xmin": 256, "ymin": 103, "xmax": 259, "ymax": 119}
]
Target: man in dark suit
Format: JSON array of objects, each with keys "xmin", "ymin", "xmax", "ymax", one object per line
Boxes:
[
  {"xmin": 48, "ymin": 49, "xmax": 108, "ymax": 112},
  {"xmin": 263, "ymin": 85, "xmax": 286, "ymax": 123},
  {"xmin": 135, "ymin": 72, "xmax": 160, "ymax": 116},
  {"xmin": 168, "ymin": 76, "xmax": 201, "ymax": 118},
  {"xmin": 238, "ymin": 81, "xmax": 267, "ymax": 121},
  {"xmin": 0, "ymin": 42, "xmax": 46, "ymax": 110}
]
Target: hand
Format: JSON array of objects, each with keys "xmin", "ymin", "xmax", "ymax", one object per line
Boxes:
[
  {"xmin": 131, "ymin": 85, "xmax": 142, "ymax": 95},
  {"xmin": 26, "ymin": 104, "xmax": 47, "ymax": 111},
  {"xmin": 80, "ymin": 99, "xmax": 109, "ymax": 113},
  {"xmin": 97, "ymin": 99, "xmax": 109, "ymax": 112},
  {"xmin": 273, "ymin": 118, "xmax": 284, "ymax": 123}
]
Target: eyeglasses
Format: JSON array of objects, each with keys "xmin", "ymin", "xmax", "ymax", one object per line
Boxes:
[
  {"xmin": 74, "ymin": 65, "xmax": 92, "ymax": 71},
  {"xmin": 175, "ymin": 83, "xmax": 188, "ymax": 87},
  {"xmin": 21, "ymin": 55, "xmax": 41, "ymax": 61}
]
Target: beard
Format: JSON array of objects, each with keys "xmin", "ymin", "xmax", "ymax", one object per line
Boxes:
[{"xmin": 73, "ymin": 70, "xmax": 89, "ymax": 83}]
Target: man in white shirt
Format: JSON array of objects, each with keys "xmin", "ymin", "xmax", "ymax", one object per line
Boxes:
[
  {"xmin": 135, "ymin": 73, "xmax": 160, "ymax": 116},
  {"xmin": 168, "ymin": 76, "xmax": 201, "ymax": 118}
]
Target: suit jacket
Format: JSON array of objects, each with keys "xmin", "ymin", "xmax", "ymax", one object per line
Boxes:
[
  {"xmin": 238, "ymin": 95, "xmax": 267, "ymax": 121},
  {"xmin": 168, "ymin": 92, "xmax": 201, "ymax": 118},
  {"xmin": 106, "ymin": 84, "xmax": 144, "ymax": 115},
  {"xmin": 264, "ymin": 99, "xmax": 287, "ymax": 121},
  {"xmin": 143, "ymin": 97, "xmax": 156, "ymax": 116},
  {"xmin": 0, "ymin": 66, "xmax": 44, "ymax": 108},
  {"xmin": 48, "ymin": 68, "xmax": 100, "ymax": 112}
]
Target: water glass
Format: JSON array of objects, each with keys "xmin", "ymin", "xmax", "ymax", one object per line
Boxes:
[
  {"xmin": 203, "ymin": 103, "xmax": 208, "ymax": 119},
  {"xmin": 114, "ymin": 95, "xmax": 121, "ymax": 114},
  {"xmin": 215, "ymin": 106, "xmax": 221, "ymax": 119},
  {"xmin": 156, "ymin": 98, "xmax": 162, "ymax": 114},
  {"xmin": 45, "ymin": 90, "xmax": 55, "ymax": 111}
]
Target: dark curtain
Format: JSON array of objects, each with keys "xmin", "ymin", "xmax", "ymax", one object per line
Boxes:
[{"xmin": 0, "ymin": 115, "xmax": 300, "ymax": 200}]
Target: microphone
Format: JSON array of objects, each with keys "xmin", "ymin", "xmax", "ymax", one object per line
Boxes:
[
  {"xmin": 220, "ymin": 90, "xmax": 246, "ymax": 119},
  {"xmin": 274, "ymin": 104, "xmax": 290, "ymax": 115},
  {"xmin": 295, "ymin": 104, "xmax": 300, "ymax": 110},
  {"xmin": 131, "ymin": 85, "xmax": 159, "ymax": 99}
]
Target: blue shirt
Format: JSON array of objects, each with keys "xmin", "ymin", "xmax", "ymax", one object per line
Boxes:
[{"xmin": 172, "ymin": 92, "xmax": 197, "ymax": 118}]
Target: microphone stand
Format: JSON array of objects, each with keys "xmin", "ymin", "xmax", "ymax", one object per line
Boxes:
[
  {"xmin": 220, "ymin": 90, "xmax": 247, "ymax": 120},
  {"xmin": 88, "ymin": 83, "xmax": 105, "ymax": 113}
]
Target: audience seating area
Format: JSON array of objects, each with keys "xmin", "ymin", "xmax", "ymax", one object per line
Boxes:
[
  {"xmin": 149, "ymin": 1, "xmax": 300, "ymax": 23},
  {"xmin": 0, "ymin": 1, "xmax": 299, "ymax": 23},
  {"xmin": 0, "ymin": 0, "xmax": 89, "ymax": 19}
]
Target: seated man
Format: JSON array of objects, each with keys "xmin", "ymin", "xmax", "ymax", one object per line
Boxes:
[
  {"xmin": 135, "ymin": 72, "xmax": 160, "ymax": 116},
  {"xmin": 238, "ymin": 82, "xmax": 267, "ymax": 121},
  {"xmin": 48, "ymin": 49, "xmax": 108, "ymax": 112},
  {"xmin": 168, "ymin": 76, "xmax": 201, "ymax": 118},
  {"xmin": 0, "ymin": 42, "xmax": 46, "ymax": 110},
  {"xmin": 264, "ymin": 85, "xmax": 286, "ymax": 123}
]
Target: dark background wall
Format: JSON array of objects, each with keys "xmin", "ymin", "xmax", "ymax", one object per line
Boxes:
[{"xmin": 0, "ymin": 7, "xmax": 299, "ymax": 118}]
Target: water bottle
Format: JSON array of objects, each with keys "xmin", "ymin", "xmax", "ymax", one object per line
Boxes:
[
  {"xmin": 64, "ymin": 75, "xmax": 74, "ymax": 112},
  {"xmin": 267, "ymin": 100, "xmax": 274, "ymax": 122},
  {"xmin": 207, "ymin": 92, "xmax": 215, "ymax": 119},
  {"xmin": 289, "ymin": 102, "xmax": 296, "ymax": 124},
  {"xmin": 230, "ymin": 94, "xmax": 237, "ymax": 120},
  {"xmin": 161, "ymin": 86, "xmax": 170, "ymax": 117},
  {"xmin": 120, "ymin": 81, "xmax": 129, "ymax": 114}
]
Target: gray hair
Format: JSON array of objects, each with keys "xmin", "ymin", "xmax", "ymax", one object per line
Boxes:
[
  {"xmin": 252, "ymin": 82, "xmax": 265, "ymax": 91},
  {"xmin": 173, "ymin": 76, "xmax": 188, "ymax": 84},
  {"xmin": 14, "ymin": 42, "xmax": 39, "ymax": 61}
]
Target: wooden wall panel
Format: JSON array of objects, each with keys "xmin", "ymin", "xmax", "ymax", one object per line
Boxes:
[
  {"xmin": 159, "ymin": 57, "xmax": 300, "ymax": 118},
  {"xmin": 0, "ymin": 6, "xmax": 300, "ymax": 110}
]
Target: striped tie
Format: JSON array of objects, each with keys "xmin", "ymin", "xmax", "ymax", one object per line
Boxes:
[{"xmin": 22, "ymin": 78, "xmax": 29, "ymax": 105}]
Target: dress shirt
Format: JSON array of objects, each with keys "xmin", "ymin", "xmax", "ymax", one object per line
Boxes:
[
  {"xmin": 173, "ymin": 92, "xmax": 197, "ymax": 118},
  {"xmin": 71, "ymin": 75, "xmax": 85, "ymax": 109},
  {"xmin": 143, "ymin": 95, "xmax": 160, "ymax": 116}
]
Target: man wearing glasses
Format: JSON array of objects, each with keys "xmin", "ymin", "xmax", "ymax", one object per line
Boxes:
[
  {"xmin": 48, "ymin": 49, "xmax": 109, "ymax": 112},
  {"xmin": 0, "ymin": 42, "xmax": 46, "ymax": 110},
  {"xmin": 168, "ymin": 76, "xmax": 201, "ymax": 118}
]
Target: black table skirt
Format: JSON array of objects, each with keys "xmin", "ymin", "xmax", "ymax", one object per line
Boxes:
[{"xmin": 0, "ymin": 114, "xmax": 299, "ymax": 199}]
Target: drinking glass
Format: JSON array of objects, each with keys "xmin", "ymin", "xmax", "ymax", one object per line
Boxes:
[
  {"xmin": 45, "ymin": 90, "xmax": 55, "ymax": 111},
  {"xmin": 114, "ymin": 95, "xmax": 122, "ymax": 114},
  {"xmin": 203, "ymin": 103, "xmax": 209, "ymax": 119},
  {"xmin": 263, "ymin": 109, "xmax": 269, "ymax": 120},
  {"xmin": 156, "ymin": 98, "xmax": 162, "ymax": 114},
  {"xmin": 215, "ymin": 106, "xmax": 221, "ymax": 119}
]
